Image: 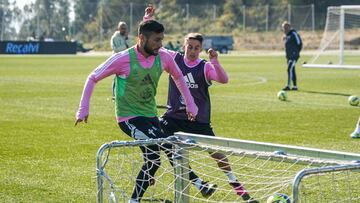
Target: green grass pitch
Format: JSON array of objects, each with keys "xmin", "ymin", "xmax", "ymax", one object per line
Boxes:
[{"xmin": 0, "ymin": 54, "xmax": 359, "ymax": 202}]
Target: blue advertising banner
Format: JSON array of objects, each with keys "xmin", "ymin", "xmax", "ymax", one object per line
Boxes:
[{"xmin": 0, "ymin": 41, "xmax": 77, "ymax": 54}]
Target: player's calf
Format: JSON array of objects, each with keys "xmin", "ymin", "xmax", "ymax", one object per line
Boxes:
[{"xmin": 229, "ymin": 181, "xmax": 258, "ymax": 203}]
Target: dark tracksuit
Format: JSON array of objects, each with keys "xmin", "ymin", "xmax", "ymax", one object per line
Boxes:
[{"xmin": 284, "ymin": 29, "xmax": 302, "ymax": 88}]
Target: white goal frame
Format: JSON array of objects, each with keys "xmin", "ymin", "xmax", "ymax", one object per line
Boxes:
[
  {"xmin": 175, "ymin": 133, "xmax": 360, "ymax": 203},
  {"xmin": 303, "ymin": 5, "xmax": 360, "ymax": 69},
  {"xmin": 96, "ymin": 132, "xmax": 360, "ymax": 203}
]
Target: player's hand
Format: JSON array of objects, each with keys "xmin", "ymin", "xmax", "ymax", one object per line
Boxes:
[
  {"xmin": 74, "ymin": 115, "xmax": 88, "ymax": 126},
  {"xmin": 187, "ymin": 112, "xmax": 196, "ymax": 122},
  {"xmin": 186, "ymin": 103, "xmax": 198, "ymax": 122},
  {"xmin": 207, "ymin": 48, "xmax": 218, "ymax": 60},
  {"xmin": 145, "ymin": 4, "xmax": 155, "ymax": 17}
]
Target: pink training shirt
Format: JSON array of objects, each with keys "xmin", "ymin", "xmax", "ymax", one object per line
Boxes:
[
  {"xmin": 144, "ymin": 14, "xmax": 228, "ymax": 84},
  {"xmin": 76, "ymin": 45, "xmax": 198, "ymax": 123}
]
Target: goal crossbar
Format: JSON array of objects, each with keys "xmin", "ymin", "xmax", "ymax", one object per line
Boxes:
[
  {"xmin": 340, "ymin": 5, "xmax": 360, "ymax": 9},
  {"xmin": 175, "ymin": 132, "xmax": 360, "ymax": 163},
  {"xmin": 303, "ymin": 64, "xmax": 360, "ymax": 69}
]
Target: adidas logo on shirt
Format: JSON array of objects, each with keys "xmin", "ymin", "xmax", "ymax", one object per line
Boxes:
[
  {"xmin": 141, "ymin": 74, "xmax": 153, "ymax": 85},
  {"xmin": 183, "ymin": 73, "xmax": 198, "ymax": 88}
]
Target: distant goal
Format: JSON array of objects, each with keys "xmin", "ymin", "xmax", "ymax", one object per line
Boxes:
[
  {"xmin": 303, "ymin": 5, "xmax": 360, "ymax": 69},
  {"xmin": 96, "ymin": 133, "xmax": 360, "ymax": 203}
]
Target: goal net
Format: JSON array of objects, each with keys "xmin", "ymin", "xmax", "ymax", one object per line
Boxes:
[
  {"xmin": 303, "ymin": 5, "xmax": 360, "ymax": 69},
  {"xmin": 96, "ymin": 133, "xmax": 360, "ymax": 203}
]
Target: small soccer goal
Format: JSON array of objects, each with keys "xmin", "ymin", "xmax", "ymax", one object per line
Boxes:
[
  {"xmin": 303, "ymin": 5, "xmax": 360, "ymax": 69},
  {"xmin": 96, "ymin": 132, "xmax": 360, "ymax": 203}
]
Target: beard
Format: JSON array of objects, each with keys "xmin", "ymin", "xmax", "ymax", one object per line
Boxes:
[{"xmin": 144, "ymin": 40, "xmax": 158, "ymax": 56}]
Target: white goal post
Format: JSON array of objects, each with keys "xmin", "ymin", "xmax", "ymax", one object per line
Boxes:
[
  {"xmin": 96, "ymin": 132, "xmax": 360, "ymax": 203},
  {"xmin": 303, "ymin": 5, "xmax": 360, "ymax": 69}
]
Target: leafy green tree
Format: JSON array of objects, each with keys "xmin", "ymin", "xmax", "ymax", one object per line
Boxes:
[
  {"xmin": 13, "ymin": 0, "xmax": 356, "ymax": 46},
  {"xmin": 53, "ymin": 0, "xmax": 71, "ymax": 40},
  {"xmin": 0, "ymin": 0, "xmax": 20, "ymax": 40},
  {"xmin": 17, "ymin": 0, "xmax": 71, "ymax": 41},
  {"xmin": 18, "ymin": 3, "xmax": 38, "ymax": 40},
  {"xmin": 215, "ymin": 0, "xmax": 242, "ymax": 33},
  {"xmin": 156, "ymin": 0, "xmax": 184, "ymax": 34},
  {"xmin": 73, "ymin": 0, "xmax": 99, "ymax": 38}
]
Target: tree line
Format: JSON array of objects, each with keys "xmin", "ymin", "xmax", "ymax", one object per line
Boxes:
[{"xmin": 0, "ymin": 0, "xmax": 358, "ymax": 44}]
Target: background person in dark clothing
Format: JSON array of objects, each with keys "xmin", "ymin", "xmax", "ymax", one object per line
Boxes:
[{"xmin": 282, "ymin": 21, "xmax": 302, "ymax": 91}]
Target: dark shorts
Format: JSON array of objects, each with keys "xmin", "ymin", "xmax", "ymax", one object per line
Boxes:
[
  {"xmin": 159, "ymin": 116, "xmax": 215, "ymax": 136},
  {"xmin": 118, "ymin": 116, "xmax": 168, "ymax": 140}
]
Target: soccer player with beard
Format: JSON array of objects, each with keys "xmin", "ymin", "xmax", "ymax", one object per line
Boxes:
[{"xmin": 75, "ymin": 19, "xmax": 198, "ymax": 203}]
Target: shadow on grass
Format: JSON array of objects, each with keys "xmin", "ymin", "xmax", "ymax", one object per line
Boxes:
[{"xmin": 300, "ymin": 90, "xmax": 352, "ymax": 97}]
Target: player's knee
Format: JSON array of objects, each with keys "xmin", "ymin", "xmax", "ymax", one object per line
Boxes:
[
  {"xmin": 143, "ymin": 160, "xmax": 161, "ymax": 178},
  {"xmin": 149, "ymin": 156, "xmax": 161, "ymax": 165},
  {"xmin": 210, "ymin": 152, "xmax": 227, "ymax": 161},
  {"xmin": 160, "ymin": 143, "xmax": 173, "ymax": 154},
  {"xmin": 145, "ymin": 153, "xmax": 161, "ymax": 167}
]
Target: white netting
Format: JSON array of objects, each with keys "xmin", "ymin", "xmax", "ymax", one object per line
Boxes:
[
  {"xmin": 96, "ymin": 137, "xmax": 360, "ymax": 203},
  {"xmin": 297, "ymin": 169, "xmax": 360, "ymax": 203},
  {"xmin": 305, "ymin": 6, "xmax": 360, "ymax": 69}
]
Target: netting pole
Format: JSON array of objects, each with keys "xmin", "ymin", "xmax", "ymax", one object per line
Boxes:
[
  {"xmin": 212, "ymin": 4, "xmax": 216, "ymax": 21},
  {"xmin": 99, "ymin": 0, "xmax": 103, "ymax": 47},
  {"xmin": 339, "ymin": 6, "xmax": 345, "ymax": 65},
  {"xmin": 1, "ymin": 6, "xmax": 5, "ymax": 41},
  {"xmin": 96, "ymin": 143, "xmax": 111, "ymax": 203},
  {"xmin": 242, "ymin": 5, "xmax": 246, "ymax": 32},
  {"xmin": 311, "ymin": 4, "xmax": 315, "ymax": 32},
  {"xmin": 288, "ymin": 4, "xmax": 291, "ymax": 24},
  {"xmin": 186, "ymin": 3, "xmax": 189, "ymax": 33},
  {"xmin": 129, "ymin": 3, "xmax": 133, "ymax": 36},
  {"xmin": 36, "ymin": 4, "xmax": 40, "ymax": 38},
  {"xmin": 266, "ymin": 4, "xmax": 269, "ymax": 32},
  {"xmin": 173, "ymin": 144, "xmax": 190, "ymax": 203}
]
